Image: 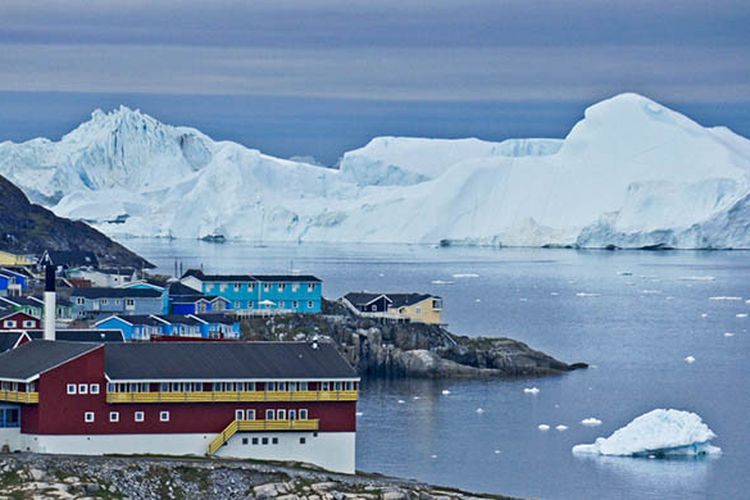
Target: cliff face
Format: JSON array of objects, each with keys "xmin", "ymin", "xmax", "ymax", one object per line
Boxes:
[
  {"xmin": 0, "ymin": 174, "xmax": 152, "ymax": 268},
  {"xmin": 241, "ymin": 300, "xmax": 583, "ymax": 379}
]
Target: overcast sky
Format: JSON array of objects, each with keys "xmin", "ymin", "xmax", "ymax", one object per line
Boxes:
[{"xmin": 0, "ymin": 0, "xmax": 748, "ymax": 163}]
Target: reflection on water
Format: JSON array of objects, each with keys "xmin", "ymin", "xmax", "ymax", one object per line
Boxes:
[{"xmin": 127, "ymin": 240, "xmax": 750, "ymax": 500}]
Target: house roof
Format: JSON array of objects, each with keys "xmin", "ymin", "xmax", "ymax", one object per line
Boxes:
[
  {"xmin": 0, "ymin": 341, "xmax": 100, "ymax": 381},
  {"xmin": 104, "ymin": 342, "xmax": 357, "ymax": 381},
  {"xmin": 0, "ymin": 332, "xmax": 27, "ymax": 353},
  {"xmin": 343, "ymin": 292, "xmax": 391, "ymax": 306},
  {"xmin": 193, "ymin": 313, "xmax": 239, "ymax": 325},
  {"xmin": 0, "ymin": 267, "xmax": 27, "ymax": 278},
  {"xmin": 252, "ymin": 275, "xmax": 321, "ymax": 283},
  {"xmin": 182, "ymin": 270, "xmax": 321, "ymax": 283},
  {"xmin": 168, "ymin": 281, "xmax": 204, "ymax": 296},
  {"xmin": 0, "ymin": 310, "xmax": 39, "ymax": 322},
  {"xmin": 96, "ymin": 314, "xmax": 166, "ymax": 327},
  {"xmin": 386, "ymin": 293, "xmax": 439, "ymax": 308},
  {"xmin": 26, "ymin": 329, "xmax": 125, "ymax": 343},
  {"xmin": 29, "ymin": 295, "xmax": 73, "ymax": 307},
  {"xmin": 158, "ymin": 314, "xmax": 206, "ymax": 326},
  {"xmin": 43, "ymin": 251, "xmax": 99, "ymax": 268},
  {"xmin": 182, "ymin": 269, "xmax": 255, "ymax": 282},
  {"xmin": 0, "ymin": 296, "xmax": 42, "ymax": 309},
  {"xmin": 71, "ymin": 287, "xmax": 162, "ymax": 299}
]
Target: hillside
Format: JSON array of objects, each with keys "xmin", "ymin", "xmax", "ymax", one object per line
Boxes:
[
  {"xmin": 0, "ymin": 174, "xmax": 152, "ymax": 268},
  {"xmin": 2, "ymin": 93, "xmax": 750, "ymax": 249}
]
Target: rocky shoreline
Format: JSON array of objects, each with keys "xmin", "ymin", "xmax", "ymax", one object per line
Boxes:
[
  {"xmin": 241, "ymin": 299, "xmax": 586, "ymax": 379},
  {"xmin": 0, "ymin": 453, "xmax": 516, "ymax": 500}
]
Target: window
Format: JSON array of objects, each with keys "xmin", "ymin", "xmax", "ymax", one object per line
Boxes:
[
  {"xmin": 235, "ymin": 409, "xmax": 245, "ymax": 421},
  {"xmin": 299, "ymin": 437, "xmax": 306, "ymax": 444},
  {"xmin": 278, "ymin": 301, "xmax": 285, "ymax": 308},
  {"xmin": 159, "ymin": 411, "xmax": 170, "ymax": 422},
  {"xmin": 278, "ymin": 283, "xmax": 286, "ymax": 292},
  {"xmin": 76, "ymin": 297, "xmax": 85, "ymax": 305},
  {"xmin": 78, "ymin": 384, "xmax": 88, "ymax": 395},
  {"xmin": 246, "ymin": 409, "xmax": 256, "ymax": 420},
  {"xmin": 307, "ymin": 283, "xmax": 315, "ymax": 292},
  {"xmin": 114, "ymin": 299, "xmax": 121, "ymax": 305},
  {"xmin": 272, "ymin": 437, "xmax": 278, "ymax": 444},
  {"xmin": 292, "ymin": 284, "xmax": 299, "ymax": 293},
  {"xmin": 277, "ymin": 409, "xmax": 286, "ymax": 420},
  {"xmin": 66, "ymin": 384, "xmax": 76, "ymax": 395},
  {"xmin": 252, "ymin": 437, "xmax": 259, "ymax": 445},
  {"xmin": 220, "ymin": 283, "xmax": 227, "ymax": 292},
  {"xmin": 263, "ymin": 283, "xmax": 270, "ymax": 292},
  {"xmin": 289, "ymin": 409, "xmax": 296, "ymax": 420},
  {"xmin": 3, "ymin": 320, "xmax": 16, "ymax": 328},
  {"xmin": 261, "ymin": 437, "xmax": 269, "ymax": 445},
  {"xmin": 299, "ymin": 409, "xmax": 308, "ymax": 420},
  {"xmin": 292, "ymin": 300, "xmax": 299, "ymax": 309},
  {"xmin": 371, "ymin": 305, "xmax": 377, "ymax": 311},
  {"xmin": 416, "ymin": 306, "xmax": 422, "ymax": 314},
  {"xmin": 247, "ymin": 301, "xmax": 254, "ymax": 309},
  {"xmin": 109, "ymin": 411, "xmax": 119, "ymax": 423},
  {"xmin": 265, "ymin": 409, "xmax": 275, "ymax": 420},
  {"xmin": 84, "ymin": 412, "xmax": 95, "ymax": 423},
  {"xmin": 307, "ymin": 301, "xmax": 313, "ymax": 309},
  {"xmin": 248, "ymin": 283, "xmax": 255, "ymax": 292},
  {"xmin": 134, "ymin": 411, "xmax": 144, "ymax": 422},
  {"xmin": 100, "ymin": 299, "xmax": 108, "ymax": 306},
  {"xmin": 125, "ymin": 299, "xmax": 135, "ymax": 308},
  {"xmin": 23, "ymin": 320, "xmax": 35, "ymax": 328},
  {"xmin": 90, "ymin": 384, "xmax": 100, "ymax": 395},
  {"xmin": 234, "ymin": 301, "xmax": 241, "ymax": 309},
  {"xmin": 234, "ymin": 282, "xmax": 242, "ymax": 292},
  {"xmin": 242, "ymin": 438, "xmax": 249, "ymax": 445}
]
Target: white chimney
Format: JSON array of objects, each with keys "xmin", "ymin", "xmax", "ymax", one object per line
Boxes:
[{"xmin": 43, "ymin": 264, "xmax": 56, "ymax": 341}]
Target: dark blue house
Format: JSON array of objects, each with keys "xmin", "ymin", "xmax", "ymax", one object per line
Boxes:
[{"xmin": 0, "ymin": 268, "xmax": 28, "ymax": 297}]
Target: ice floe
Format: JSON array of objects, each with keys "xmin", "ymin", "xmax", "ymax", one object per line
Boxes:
[
  {"xmin": 576, "ymin": 292, "xmax": 600, "ymax": 297},
  {"xmin": 737, "ymin": 313, "xmax": 748, "ymax": 318},
  {"xmin": 476, "ymin": 408, "xmax": 485, "ymax": 414},
  {"xmin": 523, "ymin": 387, "xmax": 541, "ymax": 395},
  {"xmin": 679, "ymin": 276, "xmax": 716, "ymax": 282},
  {"xmin": 581, "ymin": 417, "xmax": 603, "ymax": 427},
  {"xmin": 724, "ymin": 332, "xmax": 736, "ymax": 337},
  {"xmin": 441, "ymin": 389, "xmax": 451, "ymax": 395},
  {"xmin": 556, "ymin": 425, "xmax": 569, "ymax": 432},
  {"xmin": 431, "ymin": 280, "xmax": 454, "ymax": 285},
  {"xmin": 452, "ymin": 273, "xmax": 480, "ymax": 278},
  {"xmin": 397, "ymin": 399, "xmax": 405, "ymax": 404},
  {"xmin": 641, "ymin": 289, "xmax": 662, "ymax": 295},
  {"xmin": 684, "ymin": 356, "xmax": 696, "ymax": 364},
  {"xmin": 538, "ymin": 424, "xmax": 551, "ymax": 431},
  {"xmin": 709, "ymin": 296, "xmax": 742, "ymax": 301},
  {"xmin": 572, "ymin": 409, "xmax": 721, "ymax": 457}
]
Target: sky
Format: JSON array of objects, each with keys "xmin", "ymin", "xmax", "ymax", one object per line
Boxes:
[{"xmin": 0, "ymin": 0, "xmax": 748, "ymax": 164}]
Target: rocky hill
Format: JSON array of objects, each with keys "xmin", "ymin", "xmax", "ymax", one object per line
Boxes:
[
  {"xmin": 0, "ymin": 174, "xmax": 152, "ymax": 268},
  {"xmin": 241, "ymin": 300, "xmax": 585, "ymax": 378},
  {"xmin": 0, "ymin": 453, "xmax": 513, "ymax": 500}
]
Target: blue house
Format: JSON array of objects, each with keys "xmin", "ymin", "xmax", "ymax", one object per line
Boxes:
[
  {"xmin": 71, "ymin": 287, "xmax": 165, "ymax": 319},
  {"xmin": 180, "ymin": 270, "xmax": 322, "ymax": 314},
  {"xmin": 95, "ymin": 314, "xmax": 210, "ymax": 341},
  {"xmin": 0, "ymin": 268, "xmax": 28, "ymax": 297},
  {"xmin": 168, "ymin": 282, "xmax": 230, "ymax": 315},
  {"xmin": 193, "ymin": 313, "xmax": 241, "ymax": 339}
]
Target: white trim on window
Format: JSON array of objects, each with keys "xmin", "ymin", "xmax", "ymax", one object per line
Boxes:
[
  {"xmin": 109, "ymin": 411, "xmax": 119, "ymax": 423},
  {"xmin": 134, "ymin": 411, "xmax": 144, "ymax": 422},
  {"xmin": 159, "ymin": 411, "xmax": 170, "ymax": 422},
  {"xmin": 66, "ymin": 384, "xmax": 76, "ymax": 395},
  {"xmin": 78, "ymin": 384, "xmax": 88, "ymax": 395},
  {"xmin": 84, "ymin": 412, "xmax": 95, "ymax": 423},
  {"xmin": 89, "ymin": 384, "xmax": 100, "ymax": 395}
]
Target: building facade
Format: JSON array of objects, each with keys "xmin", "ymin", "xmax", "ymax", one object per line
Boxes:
[
  {"xmin": 71, "ymin": 288, "xmax": 165, "ymax": 319},
  {"xmin": 0, "ymin": 341, "xmax": 358, "ymax": 474},
  {"xmin": 343, "ymin": 292, "xmax": 443, "ymax": 325}
]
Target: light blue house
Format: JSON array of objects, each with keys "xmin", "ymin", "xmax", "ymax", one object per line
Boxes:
[
  {"xmin": 193, "ymin": 313, "xmax": 241, "ymax": 339},
  {"xmin": 167, "ymin": 282, "xmax": 230, "ymax": 315},
  {"xmin": 71, "ymin": 287, "xmax": 165, "ymax": 319},
  {"xmin": 95, "ymin": 314, "xmax": 207, "ymax": 341},
  {"xmin": 180, "ymin": 270, "xmax": 322, "ymax": 314}
]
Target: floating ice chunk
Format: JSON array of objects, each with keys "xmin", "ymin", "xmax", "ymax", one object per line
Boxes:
[
  {"xmin": 475, "ymin": 298, "xmax": 482, "ymax": 303},
  {"xmin": 701, "ymin": 313, "xmax": 709, "ymax": 318},
  {"xmin": 476, "ymin": 408, "xmax": 485, "ymax": 414},
  {"xmin": 684, "ymin": 356, "xmax": 696, "ymax": 364},
  {"xmin": 665, "ymin": 296, "xmax": 674, "ymax": 300},
  {"xmin": 581, "ymin": 417, "xmax": 603, "ymax": 427},
  {"xmin": 431, "ymin": 280, "xmax": 454, "ymax": 285},
  {"xmin": 452, "ymin": 273, "xmax": 479, "ymax": 278},
  {"xmin": 519, "ymin": 298, "xmax": 528, "ymax": 302},
  {"xmin": 724, "ymin": 332, "xmax": 736, "ymax": 337},
  {"xmin": 709, "ymin": 296, "xmax": 742, "ymax": 301},
  {"xmin": 356, "ymin": 412, "xmax": 364, "ymax": 417},
  {"xmin": 641, "ymin": 289, "xmax": 662, "ymax": 295},
  {"xmin": 397, "ymin": 399, "xmax": 405, "ymax": 404},
  {"xmin": 441, "ymin": 389, "xmax": 451, "ymax": 395},
  {"xmin": 556, "ymin": 425, "xmax": 568, "ymax": 432},
  {"xmin": 494, "ymin": 449, "xmax": 501, "ymax": 454},
  {"xmin": 538, "ymin": 424, "xmax": 551, "ymax": 431},
  {"xmin": 550, "ymin": 292, "xmax": 559, "ymax": 296},
  {"xmin": 413, "ymin": 396, "xmax": 421, "ymax": 400},
  {"xmin": 430, "ymin": 454, "xmax": 438, "ymax": 459},
  {"xmin": 737, "ymin": 313, "xmax": 748, "ymax": 318},
  {"xmin": 378, "ymin": 273, "xmax": 384, "ymax": 277},
  {"xmin": 679, "ymin": 276, "xmax": 715, "ymax": 282},
  {"xmin": 572, "ymin": 409, "xmax": 721, "ymax": 457},
  {"xmin": 746, "ymin": 299, "xmax": 750, "ymax": 304},
  {"xmin": 523, "ymin": 387, "xmax": 541, "ymax": 395},
  {"xmin": 576, "ymin": 292, "xmax": 600, "ymax": 297}
]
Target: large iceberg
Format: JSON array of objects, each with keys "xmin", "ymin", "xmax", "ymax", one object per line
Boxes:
[
  {"xmin": 572, "ymin": 409, "xmax": 721, "ymax": 457},
  {"xmin": 1, "ymin": 93, "xmax": 750, "ymax": 248}
]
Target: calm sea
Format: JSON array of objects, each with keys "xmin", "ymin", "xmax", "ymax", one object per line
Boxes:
[{"xmin": 127, "ymin": 239, "xmax": 749, "ymax": 499}]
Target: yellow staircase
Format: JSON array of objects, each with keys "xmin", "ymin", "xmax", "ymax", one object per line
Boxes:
[{"xmin": 207, "ymin": 419, "xmax": 320, "ymax": 455}]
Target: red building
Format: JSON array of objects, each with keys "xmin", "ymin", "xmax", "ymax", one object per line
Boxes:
[
  {"xmin": 0, "ymin": 311, "xmax": 41, "ymax": 330},
  {"xmin": 0, "ymin": 340, "xmax": 359, "ymax": 473}
]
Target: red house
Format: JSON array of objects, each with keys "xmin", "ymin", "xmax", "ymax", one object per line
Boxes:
[
  {"xmin": 0, "ymin": 311, "xmax": 41, "ymax": 330},
  {"xmin": 0, "ymin": 340, "xmax": 359, "ymax": 473}
]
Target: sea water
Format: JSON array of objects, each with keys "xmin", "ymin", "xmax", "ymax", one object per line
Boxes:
[{"xmin": 127, "ymin": 239, "xmax": 750, "ymax": 499}]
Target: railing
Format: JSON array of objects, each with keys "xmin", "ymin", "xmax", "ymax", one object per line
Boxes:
[
  {"xmin": 207, "ymin": 418, "xmax": 320, "ymax": 455},
  {"xmin": 0, "ymin": 390, "xmax": 39, "ymax": 404},
  {"xmin": 107, "ymin": 389, "xmax": 358, "ymax": 404}
]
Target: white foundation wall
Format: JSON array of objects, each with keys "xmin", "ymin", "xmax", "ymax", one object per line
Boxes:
[
  {"xmin": 0, "ymin": 428, "xmax": 23, "ymax": 451},
  {"xmin": 16, "ymin": 432, "xmax": 355, "ymax": 474}
]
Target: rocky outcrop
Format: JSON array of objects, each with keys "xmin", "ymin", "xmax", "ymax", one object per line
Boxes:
[
  {"xmin": 0, "ymin": 174, "xmax": 152, "ymax": 268},
  {"xmin": 0, "ymin": 453, "xmax": 515, "ymax": 500},
  {"xmin": 241, "ymin": 300, "xmax": 586, "ymax": 379}
]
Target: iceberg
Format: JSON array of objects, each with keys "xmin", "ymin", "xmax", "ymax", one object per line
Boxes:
[
  {"xmin": 2, "ymin": 93, "xmax": 750, "ymax": 249},
  {"xmin": 572, "ymin": 409, "xmax": 721, "ymax": 457}
]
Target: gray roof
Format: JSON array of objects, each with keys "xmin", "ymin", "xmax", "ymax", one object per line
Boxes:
[
  {"xmin": 0, "ymin": 332, "xmax": 26, "ymax": 353},
  {"xmin": 193, "ymin": 313, "xmax": 239, "ymax": 325},
  {"xmin": 182, "ymin": 269, "xmax": 321, "ymax": 283},
  {"xmin": 43, "ymin": 251, "xmax": 99, "ymax": 268},
  {"xmin": 104, "ymin": 342, "xmax": 357, "ymax": 381},
  {"xmin": 0, "ymin": 341, "xmax": 100, "ymax": 381},
  {"xmin": 387, "ymin": 293, "xmax": 438, "ymax": 308},
  {"xmin": 343, "ymin": 292, "xmax": 390, "ymax": 306},
  {"xmin": 71, "ymin": 287, "xmax": 162, "ymax": 299},
  {"xmin": 158, "ymin": 315, "xmax": 205, "ymax": 326},
  {"xmin": 0, "ymin": 296, "xmax": 42, "ymax": 308},
  {"xmin": 252, "ymin": 275, "xmax": 321, "ymax": 283},
  {"xmin": 101, "ymin": 314, "xmax": 166, "ymax": 327},
  {"xmin": 26, "ymin": 330, "xmax": 124, "ymax": 343}
]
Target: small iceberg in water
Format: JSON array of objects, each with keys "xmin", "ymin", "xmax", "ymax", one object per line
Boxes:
[
  {"xmin": 523, "ymin": 386, "xmax": 540, "ymax": 395},
  {"xmin": 572, "ymin": 409, "xmax": 721, "ymax": 458}
]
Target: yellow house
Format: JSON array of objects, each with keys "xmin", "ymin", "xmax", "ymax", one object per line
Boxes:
[
  {"xmin": 386, "ymin": 293, "xmax": 443, "ymax": 325},
  {"xmin": 0, "ymin": 250, "xmax": 35, "ymax": 267}
]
